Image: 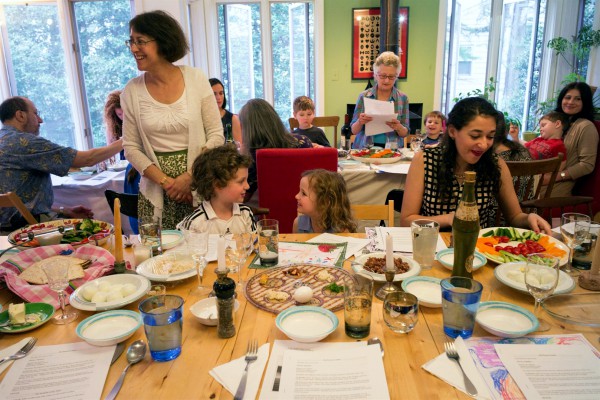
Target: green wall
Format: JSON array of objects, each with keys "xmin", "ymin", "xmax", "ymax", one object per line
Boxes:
[{"xmin": 323, "ymin": 0, "xmax": 440, "ymax": 134}]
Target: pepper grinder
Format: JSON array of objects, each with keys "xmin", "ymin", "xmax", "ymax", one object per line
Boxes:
[{"xmin": 213, "ymin": 267, "xmax": 236, "ymax": 338}]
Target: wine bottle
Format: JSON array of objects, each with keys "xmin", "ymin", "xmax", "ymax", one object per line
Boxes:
[
  {"xmin": 224, "ymin": 123, "xmax": 233, "ymax": 143},
  {"xmin": 451, "ymin": 171, "xmax": 480, "ymax": 278},
  {"xmin": 341, "ymin": 114, "xmax": 352, "ymax": 151}
]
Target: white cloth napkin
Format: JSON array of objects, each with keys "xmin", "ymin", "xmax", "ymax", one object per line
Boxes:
[
  {"xmin": 421, "ymin": 337, "xmax": 493, "ymax": 400},
  {"xmin": 0, "ymin": 337, "xmax": 33, "ymax": 375},
  {"xmin": 210, "ymin": 343, "xmax": 270, "ymax": 400}
]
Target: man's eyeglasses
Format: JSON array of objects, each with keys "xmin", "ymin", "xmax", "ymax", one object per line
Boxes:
[
  {"xmin": 377, "ymin": 73, "xmax": 398, "ymax": 81},
  {"xmin": 125, "ymin": 39, "xmax": 156, "ymax": 48}
]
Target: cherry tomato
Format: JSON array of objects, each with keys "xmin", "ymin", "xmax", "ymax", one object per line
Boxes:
[{"xmin": 484, "ymin": 242, "xmax": 494, "ymax": 247}]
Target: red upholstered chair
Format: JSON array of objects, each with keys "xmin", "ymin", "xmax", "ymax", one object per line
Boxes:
[
  {"xmin": 572, "ymin": 120, "xmax": 600, "ymax": 220},
  {"xmin": 256, "ymin": 147, "xmax": 338, "ymax": 233}
]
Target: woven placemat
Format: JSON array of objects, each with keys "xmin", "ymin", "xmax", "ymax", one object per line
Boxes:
[{"xmin": 244, "ymin": 264, "xmax": 352, "ymax": 314}]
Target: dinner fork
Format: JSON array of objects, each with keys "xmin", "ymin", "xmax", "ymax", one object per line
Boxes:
[
  {"xmin": 233, "ymin": 339, "xmax": 259, "ymax": 400},
  {"xmin": 444, "ymin": 341, "xmax": 478, "ymax": 397},
  {"xmin": 0, "ymin": 337, "xmax": 37, "ymax": 366}
]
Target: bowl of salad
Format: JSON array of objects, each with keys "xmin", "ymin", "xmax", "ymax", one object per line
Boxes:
[
  {"xmin": 8, "ymin": 218, "xmax": 114, "ymax": 249},
  {"xmin": 350, "ymin": 148, "xmax": 403, "ymax": 164}
]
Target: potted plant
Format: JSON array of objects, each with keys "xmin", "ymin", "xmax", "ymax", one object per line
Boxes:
[{"xmin": 547, "ymin": 25, "xmax": 600, "ymax": 84}]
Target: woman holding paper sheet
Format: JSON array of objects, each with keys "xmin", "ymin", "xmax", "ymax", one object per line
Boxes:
[{"xmin": 350, "ymin": 51, "xmax": 410, "ymax": 149}]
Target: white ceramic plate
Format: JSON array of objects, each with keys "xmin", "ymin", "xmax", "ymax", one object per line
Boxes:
[
  {"xmin": 352, "ymin": 252, "xmax": 421, "ymax": 282},
  {"xmin": 478, "ymin": 227, "xmax": 569, "ymax": 266},
  {"xmin": 76, "ymin": 310, "xmax": 142, "ymax": 346},
  {"xmin": 136, "ymin": 251, "xmax": 197, "ymax": 282},
  {"xmin": 494, "ymin": 261, "xmax": 575, "ymax": 295},
  {"xmin": 338, "ymin": 160, "xmax": 362, "ymax": 169},
  {"xmin": 69, "ymin": 171, "xmax": 94, "ymax": 180},
  {"xmin": 350, "ymin": 154, "xmax": 403, "ymax": 164},
  {"xmin": 190, "ymin": 297, "xmax": 240, "ymax": 326},
  {"xmin": 476, "ymin": 301, "xmax": 538, "ymax": 338},
  {"xmin": 436, "ymin": 248, "xmax": 487, "ymax": 271},
  {"xmin": 275, "ymin": 306, "xmax": 338, "ymax": 343},
  {"xmin": 8, "ymin": 219, "xmax": 114, "ymax": 249},
  {"xmin": 107, "ymin": 161, "xmax": 129, "ymax": 172},
  {"xmin": 138, "ymin": 230, "xmax": 184, "ymax": 251},
  {"xmin": 401, "ymin": 276, "xmax": 441, "ymax": 308},
  {"xmin": 70, "ymin": 274, "xmax": 151, "ymax": 311},
  {"xmin": 79, "ymin": 166, "xmax": 98, "ymax": 173}
]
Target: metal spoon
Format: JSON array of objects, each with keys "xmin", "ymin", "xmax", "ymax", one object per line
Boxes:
[
  {"xmin": 367, "ymin": 337, "xmax": 384, "ymax": 358},
  {"xmin": 105, "ymin": 340, "xmax": 146, "ymax": 400},
  {"xmin": 0, "ymin": 232, "xmax": 34, "ymax": 257}
]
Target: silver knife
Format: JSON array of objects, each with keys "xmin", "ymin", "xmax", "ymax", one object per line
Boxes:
[{"xmin": 111, "ymin": 342, "xmax": 125, "ymax": 365}]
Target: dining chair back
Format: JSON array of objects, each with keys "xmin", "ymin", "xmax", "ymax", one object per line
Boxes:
[
  {"xmin": 0, "ymin": 192, "xmax": 37, "ymax": 225},
  {"xmin": 256, "ymin": 147, "xmax": 338, "ymax": 233},
  {"xmin": 505, "ymin": 154, "xmax": 562, "ymax": 206},
  {"xmin": 289, "ymin": 116, "xmax": 340, "ymax": 147},
  {"xmin": 352, "ymin": 200, "xmax": 394, "ymax": 227},
  {"xmin": 104, "ymin": 190, "xmax": 139, "ymax": 219}
]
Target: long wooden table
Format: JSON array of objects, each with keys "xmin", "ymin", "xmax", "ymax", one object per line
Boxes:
[{"xmin": 1, "ymin": 233, "xmax": 599, "ymax": 399}]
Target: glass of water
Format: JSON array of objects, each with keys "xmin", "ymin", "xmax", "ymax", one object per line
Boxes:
[
  {"xmin": 383, "ymin": 291, "xmax": 419, "ymax": 333},
  {"xmin": 140, "ymin": 215, "xmax": 162, "ymax": 256}
]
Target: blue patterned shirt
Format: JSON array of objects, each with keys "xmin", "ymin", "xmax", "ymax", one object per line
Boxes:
[
  {"xmin": 0, "ymin": 125, "xmax": 77, "ymax": 225},
  {"xmin": 350, "ymin": 84, "xmax": 410, "ymax": 149}
]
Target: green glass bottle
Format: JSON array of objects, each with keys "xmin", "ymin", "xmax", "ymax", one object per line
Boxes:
[{"xmin": 451, "ymin": 171, "xmax": 480, "ymax": 278}]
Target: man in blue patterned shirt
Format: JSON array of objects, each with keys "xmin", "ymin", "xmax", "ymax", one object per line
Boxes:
[{"xmin": 0, "ymin": 96, "xmax": 123, "ymax": 230}]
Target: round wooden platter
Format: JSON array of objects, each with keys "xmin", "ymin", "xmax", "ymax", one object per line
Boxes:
[{"xmin": 243, "ymin": 264, "xmax": 352, "ymax": 314}]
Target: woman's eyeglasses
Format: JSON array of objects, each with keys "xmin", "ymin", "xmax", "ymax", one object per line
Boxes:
[
  {"xmin": 377, "ymin": 74, "xmax": 398, "ymax": 81},
  {"xmin": 125, "ymin": 39, "xmax": 156, "ymax": 48}
]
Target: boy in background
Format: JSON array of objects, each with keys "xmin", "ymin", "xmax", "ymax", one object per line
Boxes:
[
  {"xmin": 525, "ymin": 111, "xmax": 568, "ymax": 161},
  {"xmin": 422, "ymin": 110, "xmax": 446, "ymax": 148},
  {"xmin": 291, "ymin": 96, "xmax": 330, "ymax": 147}
]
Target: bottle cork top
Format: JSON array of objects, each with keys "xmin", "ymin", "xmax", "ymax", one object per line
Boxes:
[{"xmin": 464, "ymin": 171, "xmax": 476, "ymax": 182}]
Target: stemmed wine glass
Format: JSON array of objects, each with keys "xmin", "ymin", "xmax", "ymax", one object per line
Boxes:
[
  {"xmin": 524, "ymin": 254, "xmax": 559, "ymax": 332},
  {"xmin": 225, "ymin": 232, "xmax": 253, "ymax": 284},
  {"xmin": 560, "ymin": 213, "xmax": 590, "ymax": 276},
  {"xmin": 410, "ymin": 136, "xmax": 422, "ymax": 152},
  {"xmin": 42, "ymin": 259, "xmax": 78, "ymax": 324},
  {"xmin": 364, "ymin": 135, "xmax": 374, "ymax": 150},
  {"xmin": 182, "ymin": 228, "xmax": 210, "ymax": 295}
]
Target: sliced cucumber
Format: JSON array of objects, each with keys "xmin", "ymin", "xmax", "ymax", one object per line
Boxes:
[{"xmin": 482, "ymin": 230, "xmax": 495, "ymax": 237}]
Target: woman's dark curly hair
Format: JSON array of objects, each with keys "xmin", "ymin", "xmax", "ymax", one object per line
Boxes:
[
  {"xmin": 191, "ymin": 144, "xmax": 253, "ymax": 200},
  {"xmin": 129, "ymin": 10, "xmax": 189, "ymax": 63},
  {"xmin": 438, "ymin": 97, "xmax": 500, "ymax": 199},
  {"xmin": 554, "ymin": 81, "xmax": 595, "ymax": 123}
]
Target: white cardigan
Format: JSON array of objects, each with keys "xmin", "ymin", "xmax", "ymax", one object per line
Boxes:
[{"xmin": 121, "ymin": 65, "xmax": 224, "ymax": 215}]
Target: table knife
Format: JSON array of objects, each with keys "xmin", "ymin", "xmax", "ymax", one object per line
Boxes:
[{"xmin": 111, "ymin": 342, "xmax": 125, "ymax": 365}]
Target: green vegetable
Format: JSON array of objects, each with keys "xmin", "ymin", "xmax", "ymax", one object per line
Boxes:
[{"xmin": 325, "ymin": 282, "xmax": 345, "ymax": 293}]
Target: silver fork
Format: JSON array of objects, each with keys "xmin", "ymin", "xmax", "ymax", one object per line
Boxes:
[
  {"xmin": 233, "ymin": 339, "xmax": 259, "ymax": 400},
  {"xmin": 0, "ymin": 337, "xmax": 38, "ymax": 366},
  {"xmin": 444, "ymin": 341, "xmax": 478, "ymax": 397}
]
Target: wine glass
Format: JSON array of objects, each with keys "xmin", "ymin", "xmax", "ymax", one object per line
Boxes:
[
  {"xmin": 139, "ymin": 215, "xmax": 162, "ymax": 256},
  {"xmin": 225, "ymin": 232, "xmax": 253, "ymax": 284},
  {"xmin": 524, "ymin": 254, "xmax": 559, "ymax": 332},
  {"xmin": 410, "ymin": 136, "xmax": 422, "ymax": 152},
  {"xmin": 364, "ymin": 135, "xmax": 374, "ymax": 150},
  {"xmin": 42, "ymin": 259, "xmax": 78, "ymax": 324},
  {"xmin": 560, "ymin": 213, "xmax": 590, "ymax": 275},
  {"xmin": 182, "ymin": 228, "xmax": 210, "ymax": 295}
]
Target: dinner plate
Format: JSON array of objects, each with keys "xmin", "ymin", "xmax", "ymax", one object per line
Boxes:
[
  {"xmin": 401, "ymin": 276, "xmax": 441, "ymax": 308},
  {"xmin": 76, "ymin": 310, "xmax": 142, "ymax": 346},
  {"xmin": 107, "ymin": 161, "xmax": 129, "ymax": 172},
  {"xmin": 0, "ymin": 303, "xmax": 55, "ymax": 333},
  {"xmin": 541, "ymin": 293, "xmax": 600, "ymax": 327},
  {"xmin": 69, "ymin": 171, "xmax": 94, "ymax": 180},
  {"xmin": 494, "ymin": 261, "xmax": 575, "ymax": 295},
  {"xmin": 8, "ymin": 219, "xmax": 114, "ymax": 249},
  {"xmin": 478, "ymin": 227, "xmax": 569, "ymax": 267},
  {"xmin": 476, "ymin": 301, "xmax": 538, "ymax": 338},
  {"xmin": 351, "ymin": 252, "xmax": 421, "ymax": 282},
  {"xmin": 70, "ymin": 274, "xmax": 151, "ymax": 311},
  {"xmin": 435, "ymin": 248, "xmax": 487, "ymax": 271},
  {"xmin": 136, "ymin": 251, "xmax": 197, "ymax": 282},
  {"xmin": 138, "ymin": 230, "xmax": 184, "ymax": 251},
  {"xmin": 349, "ymin": 149, "xmax": 403, "ymax": 164},
  {"xmin": 338, "ymin": 160, "xmax": 362, "ymax": 169}
]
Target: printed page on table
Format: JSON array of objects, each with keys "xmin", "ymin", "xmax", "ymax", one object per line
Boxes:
[
  {"xmin": 307, "ymin": 233, "xmax": 370, "ymax": 259},
  {"xmin": 374, "ymin": 227, "xmax": 447, "ymax": 253},
  {"xmin": 249, "ymin": 242, "xmax": 347, "ymax": 269}
]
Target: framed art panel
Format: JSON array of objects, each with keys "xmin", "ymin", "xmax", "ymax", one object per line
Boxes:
[{"xmin": 352, "ymin": 7, "xmax": 409, "ymax": 79}]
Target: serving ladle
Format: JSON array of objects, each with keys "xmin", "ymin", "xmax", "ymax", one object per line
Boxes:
[
  {"xmin": 105, "ymin": 340, "xmax": 147, "ymax": 400},
  {"xmin": 0, "ymin": 232, "xmax": 34, "ymax": 257}
]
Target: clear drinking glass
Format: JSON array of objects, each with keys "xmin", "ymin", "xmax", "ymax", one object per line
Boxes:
[
  {"xmin": 560, "ymin": 213, "xmax": 590, "ymax": 276},
  {"xmin": 410, "ymin": 137, "xmax": 422, "ymax": 152},
  {"xmin": 364, "ymin": 135, "xmax": 374, "ymax": 150},
  {"xmin": 524, "ymin": 254, "xmax": 559, "ymax": 332},
  {"xmin": 139, "ymin": 215, "xmax": 162, "ymax": 256},
  {"xmin": 225, "ymin": 232, "xmax": 253, "ymax": 284},
  {"xmin": 182, "ymin": 228, "xmax": 210, "ymax": 295},
  {"xmin": 42, "ymin": 259, "xmax": 78, "ymax": 324}
]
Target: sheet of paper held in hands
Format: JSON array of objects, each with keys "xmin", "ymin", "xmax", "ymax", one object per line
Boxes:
[
  {"xmin": 0, "ymin": 342, "xmax": 114, "ymax": 400},
  {"xmin": 363, "ymin": 98, "xmax": 397, "ymax": 136},
  {"xmin": 375, "ymin": 227, "xmax": 447, "ymax": 253},
  {"xmin": 259, "ymin": 340, "xmax": 388, "ymax": 400},
  {"xmin": 307, "ymin": 233, "xmax": 371, "ymax": 259},
  {"xmin": 495, "ymin": 343, "xmax": 600, "ymax": 400}
]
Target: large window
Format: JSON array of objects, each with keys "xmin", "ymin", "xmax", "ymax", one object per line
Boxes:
[
  {"xmin": 0, "ymin": 0, "xmax": 136, "ymax": 149},
  {"xmin": 216, "ymin": 1, "xmax": 315, "ymax": 122}
]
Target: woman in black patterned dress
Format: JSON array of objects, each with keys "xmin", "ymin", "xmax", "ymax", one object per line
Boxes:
[{"xmin": 400, "ymin": 97, "xmax": 551, "ymax": 233}]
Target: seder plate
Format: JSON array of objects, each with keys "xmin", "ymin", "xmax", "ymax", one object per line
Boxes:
[{"xmin": 244, "ymin": 264, "xmax": 352, "ymax": 315}]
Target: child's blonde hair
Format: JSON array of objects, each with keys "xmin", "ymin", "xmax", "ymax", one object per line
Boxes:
[
  {"xmin": 424, "ymin": 111, "xmax": 447, "ymax": 130},
  {"xmin": 540, "ymin": 111, "xmax": 570, "ymax": 134},
  {"xmin": 293, "ymin": 96, "xmax": 315, "ymax": 113},
  {"xmin": 301, "ymin": 169, "xmax": 357, "ymax": 233}
]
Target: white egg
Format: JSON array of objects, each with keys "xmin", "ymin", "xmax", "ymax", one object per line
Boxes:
[
  {"xmin": 106, "ymin": 291, "xmax": 123, "ymax": 302},
  {"xmin": 121, "ymin": 283, "xmax": 137, "ymax": 297},
  {"xmin": 81, "ymin": 285, "xmax": 98, "ymax": 302},
  {"xmin": 91, "ymin": 292, "xmax": 108, "ymax": 303},
  {"xmin": 109, "ymin": 284, "xmax": 123, "ymax": 293},
  {"xmin": 293, "ymin": 286, "xmax": 313, "ymax": 303},
  {"xmin": 98, "ymin": 281, "xmax": 112, "ymax": 292}
]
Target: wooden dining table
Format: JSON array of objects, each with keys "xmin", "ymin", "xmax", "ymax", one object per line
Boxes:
[{"xmin": 1, "ymin": 233, "xmax": 599, "ymax": 399}]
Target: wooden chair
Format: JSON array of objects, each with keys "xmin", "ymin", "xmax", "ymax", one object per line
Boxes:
[
  {"xmin": 289, "ymin": 116, "xmax": 340, "ymax": 147},
  {"xmin": 0, "ymin": 192, "xmax": 37, "ymax": 225},
  {"xmin": 505, "ymin": 155, "xmax": 562, "ymax": 209},
  {"xmin": 352, "ymin": 200, "xmax": 394, "ymax": 227}
]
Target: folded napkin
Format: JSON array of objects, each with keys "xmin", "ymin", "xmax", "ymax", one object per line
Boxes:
[
  {"xmin": 210, "ymin": 343, "xmax": 270, "ymax": 400},
  {"xmin": 422, "ymin": 337, "xmax": 492, "ymax": 400},
  {"xmin": 0, "ymin": 337, "xmax": 33, "ymax": 375}
]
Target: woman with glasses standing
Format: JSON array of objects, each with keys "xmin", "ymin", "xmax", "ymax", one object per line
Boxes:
[
  {"xmin": 121, "ymin": 11, "xmax": 223, "ymax": 229},
  {"xmin": 350, "ymin": 51, "xmax": 410, "ymax": 149}
]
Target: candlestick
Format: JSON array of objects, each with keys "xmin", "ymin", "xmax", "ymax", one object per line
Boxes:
[
  {"xmin": 113, "ymin": 198, "xmax": 123, "ymax": 262},
  {"xmin": 217, "ymin": 236, "xmax": 226, "ymax": 272},
  {"xmin": 591, "ymin": 233, "xmax": 600, "ymax": 275},
  {"xmin": 376, "ymin": 233, "xmax": 400, "ymax": 300},
  {"xmin": 386, "ymin": 233, "xmax": 394, "ymax": 271}
]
